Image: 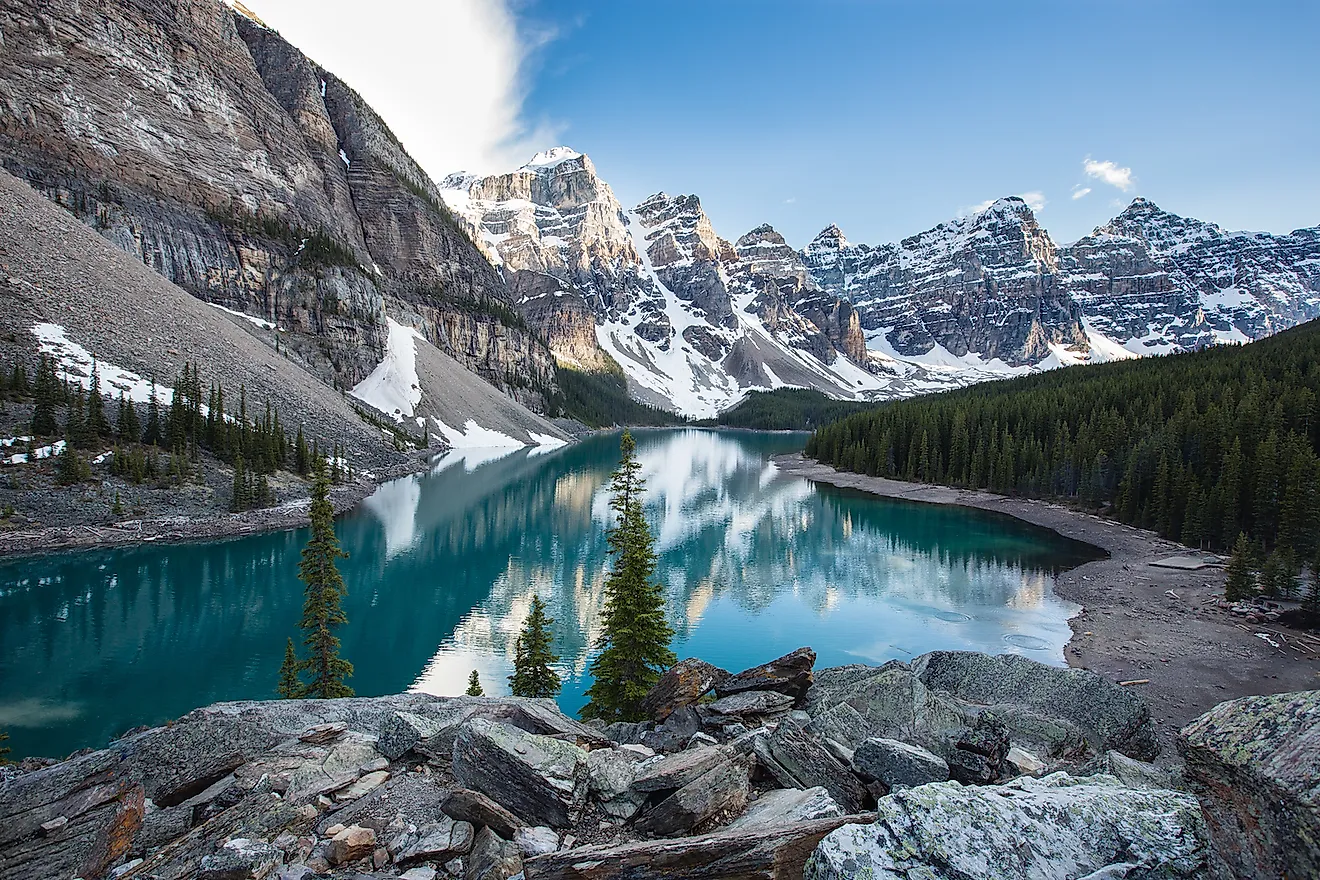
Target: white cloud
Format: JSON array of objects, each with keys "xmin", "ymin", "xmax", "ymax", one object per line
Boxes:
[
  {"xmin": 959, "ymin": 192, "xmax": 1045, "ymax": 216},
  {"xmin": 1020, "ymin": 191, "xmax": 1047, "ymax": 212},
  {"xmin": 237, "ymin": 0, "xmax": 560, "ymax": 179},
  {"xmin": 1083, "ymin": 157, "xmax": 1135, "ymax": 191},
  {"xmin": 1071, "ymin": 186, "xmax": 1092, "ymax": 200},
  {"xmin": 784, "ymin": 197, "xmax": 797, "ymax": 204}
]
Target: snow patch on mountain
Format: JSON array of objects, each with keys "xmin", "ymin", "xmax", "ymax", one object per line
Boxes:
[
  {"xmin": 349, "ymin": 318, "xmax": 423, "ymax": 421},
  {"xmin": 32, "ymin": 323, "xmax": 176, "ymax": 405}
]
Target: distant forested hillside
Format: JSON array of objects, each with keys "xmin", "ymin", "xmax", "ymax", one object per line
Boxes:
[
  {"xmin": 807, "ymin": 321, "xmax": 1320, "ymax": 558},
  {"xmin": 706, "ymin": 388, "xmax": 875, "ymax": 430},
  {"xmin": 546, "ymin": 366, "xmax": 685, "ymax": 428}
]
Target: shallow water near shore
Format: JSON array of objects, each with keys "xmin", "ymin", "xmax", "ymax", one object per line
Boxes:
[{"xmin": 0, "ymin": 429, "xmax": 1102, "ymax": 759}]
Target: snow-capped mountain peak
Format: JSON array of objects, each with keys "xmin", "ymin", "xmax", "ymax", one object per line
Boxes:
[{"xmin": 521, "ymin": 146, "xmax": 585, "ymax": 169}]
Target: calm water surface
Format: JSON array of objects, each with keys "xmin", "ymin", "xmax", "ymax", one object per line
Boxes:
[{"xmin": 0, "ymin": 429, "xmax": 1101, "ymax": 758}]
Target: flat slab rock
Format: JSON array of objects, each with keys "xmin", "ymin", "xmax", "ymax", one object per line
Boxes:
[
  {"xmin": 805, "ymin": 773, "xmax": 1211, "ymax": 880},
  {"xmin": 1178, "ymin": 688, "xmax": 1320, "ymax": 879},
  {"xmin": 639, "ymin": 658, "xmax": 730, "ymax": 722},
  {"xmin": 715, "ymin": 647, "xmax": 816, "ymax": 702},
  {"xmin": 452, "ymin": 718, "xmax": 589, "ymax": 829},
  {"xmin": 707, "ymin": 691, "xmax": 795, "ymax": 716}
]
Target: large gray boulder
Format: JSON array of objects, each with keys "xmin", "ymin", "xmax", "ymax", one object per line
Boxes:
[
  {"xmin": 724, "ymin": 787, "xmax": 842, "ymax": 831},
  {"xmin": 806, "ymin": 773, "xmax": 1210, "ymax": 880},
  {"xmin": 852, "ymin": 738, "xmax": 948, "ymax": 789},
  {"xmin": 756, "ymin": 726, "xmax": 866, "ymax": 813},
  {"xmin": 1178, "ymin": 688, "xmax": 1320, "ymax": 879},
  {"xmin": 913, "ymin": 652, "xmax": 1158, "ymax": 759},
  {"xmin": 639, "ymin": 658, "xmax": 730, "ymax": 722},
  {"xmin": 452, "ymin": 719, "xmax": 589, "ymax": 828},
  {"xmin": 634, "ymin": 755, "xmax": 752, "ymax": 836},
  {"xmin": 585, "ymin": 748, "xmax": 647, "ymax": 821}
]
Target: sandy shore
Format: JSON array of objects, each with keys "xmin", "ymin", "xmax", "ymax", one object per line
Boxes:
[{"xmin": 775, "ymin": 453, "xmax": 1320, "ymax": 746}]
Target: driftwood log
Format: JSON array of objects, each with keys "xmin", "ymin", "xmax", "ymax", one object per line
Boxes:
[{"xmin": 523, "ymin": 813, "xmax": 874, "ymax": 880}]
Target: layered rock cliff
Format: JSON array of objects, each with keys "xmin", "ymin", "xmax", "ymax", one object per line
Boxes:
[{"xmin": 0, "ymin": 0, "xmax": 557, "ymax": 411}]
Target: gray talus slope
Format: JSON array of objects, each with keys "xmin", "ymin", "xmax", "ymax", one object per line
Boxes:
[{"xmin": 0, "ymin": 167, "xmax": 398, "ymax": 468}]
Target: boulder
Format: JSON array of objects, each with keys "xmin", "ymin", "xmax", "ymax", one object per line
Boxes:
[
  {"xmin": 1178, "ymin": 688, "xmax": 1320, "ymax": 879},
  {"xmin": 397, "ymin": 817, "xmax": 476, "ymax": 866},
  {"xmin": 912, "ymin": 651, "xmax": 1158, "ymax": 759},
  {"xmin": 1098, "ymin": 750, "xmax": 1180, "ymax": 790},
  {"xmin": 327, "ymin": 824, "xmax": 377, "ymax": 866},
  {"xmin": 585, "ymin": 748, "xmax": 646, "ymax": 821},
  {"xmin": 707, "ymin": 691, "xmax": 795, "ymax": 717},
  {"xmin": 378, "ymin": 711, "xmax": 449, "ymax": 761},
  {"xmin": 452, "ymin": 719, "xmax": 589, "ymax": 828},
  {"xmin": 441, "ymin": 788, "xmax": 526, "ymax": 839},
  {"xmin": 759, "ymin": 726, "xmax": 866, "ymax": 813},
  {"xmin": 332, "ymin": 769, "xmax": 389, "ymax": 802},
  {"xmin": 1005, "ymin": 746, "xmax": 1045, "ymax": 776},
  {"xmin": 805, "ymin": 702, "xmax": 878, "ymax": 753},
  {"xmin": 805, "ymin": 774, "xmax": 1210, "ymax": 880},
  {"xmin": 514, "ymin": 826, "xmax": 560, "ymax": 858},
  {"xmin": 716, "ymin": 648, "xmax": 816, "ymax": 703},
  {"xmin": 197, "ymin": 837, "xmax": 281, "ymax": 880},
  {"xmin": 946, "ymin": 712, "xmax": 1010, "ymax": 785},
  {"xmin": 635, "ymin": 756, "xmax": 752, "ymax": 837},
  {"xmin": 724, "ymin": 787, "xmax": 842, "ymax": 831},
  {"xmin": 639, "ymin": 659, "xmax": 730, "ymax": 722},
  {"xmin": 631, "ymin": 746, "xmax": 728, "ymax": 794},
  {"xmin": 852, "ymin": 739, "xmax": 948, "ymax": 789},
  {"xmin": 466, "ymin": 826, "xmax": 523, "ymax": 880}
]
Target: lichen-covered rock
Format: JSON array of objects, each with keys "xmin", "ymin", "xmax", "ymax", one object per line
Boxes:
[
  {"xmin": 441, "ymin": 788, "xmax": 526, "ymax": 839},
  {"xmin": 1178, "ymin": 688, "xmax": 1320, "ymax": 879},
  {"xmin": 716, "ymin": 647, "xmax": 817, "ymax": 703},
  {"xmin": 707, "ymin": 690, "xmax": 795, "ymax": 717},
  {"xmin": 634, "ymin": 756, "xmax": 752, "ymax": 837},
  {"xmin": 805, "ymin": 774, "xmax": 1210, "ymax": 880},
  {"xmin": 639, "ymin": 658, "xmax": 731, "ymax": 722},
  {"xmin": 396, "ymin": 817, "xmax": 475, "ymax": 866},
  {"xmin": 466, "ymin": 826, "xmax": 523, "ymax": 880},
  {"xmin": 724, "ymin": 786, "xmax": 842, "ymax": 831},
  {"xmin": 852, "ymin": 739, "xmax": 949, "ymax": 790},
  {"xmin": 585, "ymin": 748, "xmax": 647, "ymax": 821},
  {"xmin": 197, "ymin": 837, "xmax": 282, "ymax": 880},
  {"xmin": 452, "ymin": 719, "xmax": 589, "ymax": 828},
  {"xmin": 630, "ymin": 746, "xmax": 728, "ymax": 794},
  {"xmin": 758, "ymin": 726, "xmax": 866, "ymax": 814}
]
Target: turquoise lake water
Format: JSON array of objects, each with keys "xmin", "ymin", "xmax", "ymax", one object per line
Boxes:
[{"xmin": 0, "ymin": 429, "xmax": 1102, "ymax": 759}]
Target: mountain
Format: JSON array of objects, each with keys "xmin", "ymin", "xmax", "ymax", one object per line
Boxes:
[{"xmin": 0, "ymin": 0, "xmax": 566, "ymax": 441}]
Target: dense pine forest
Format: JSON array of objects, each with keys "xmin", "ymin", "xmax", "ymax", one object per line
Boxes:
[
  {"xmin": 806, "ymin": 321, "xmax": 1320, "ymax": 561},
  {"xmin": 705, "ymin": 388, "xmax": 874, "ymax": 430}
]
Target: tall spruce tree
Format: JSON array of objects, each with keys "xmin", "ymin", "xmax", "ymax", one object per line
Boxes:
[
  {"xmin": 1224, "ymin": 533, "xmax": 1257, "ymax": 602},
  {"xmin": 465, "ymin": 670, "xmax": 484, "ymax": 696},
  {"xmin": 143, "ymin": 382, "xmax": 163, "ymax": 446},
  {"xmin": 580, "ymin": 431, "xmax": 675, "ymax": 722},
  {"xmin": 30, "ymin": 356, "xmax": 58, "ymax": 437},
  {"xmin": 277, "ymin": 638, "xmax": 301, "ymax": 698},
  {"xmin": 85, "ymin": 362, "xmax": 111, "ymax": 439},
  {"xmin": 509, "ymin": 594, "xmax": 562, "ymax": 698},
  {"xmin": 296, "ymin": 458, "xmax": 353, "ymax": 698}
]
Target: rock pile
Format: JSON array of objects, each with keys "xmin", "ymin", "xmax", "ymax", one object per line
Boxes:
[{"xmin": 0, "ymin": 648, "xmax": 1311, "ymax": 880}]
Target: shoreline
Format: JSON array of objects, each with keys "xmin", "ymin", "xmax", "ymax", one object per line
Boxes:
[
  {"xmin": 773, "ymin": 452, "xmax": 1320, "ymax": 747},
  {"xmin": 0, "ymin": 454, "xmax": 433, "ymax": 560}
]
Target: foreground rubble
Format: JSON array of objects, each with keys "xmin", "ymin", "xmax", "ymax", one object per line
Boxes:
[{"xmin": 0, "ymin": 648, "xmax": 1313, "ymax": 879}]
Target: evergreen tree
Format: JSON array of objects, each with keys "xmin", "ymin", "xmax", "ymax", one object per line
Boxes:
[
  {"xmin": 143, "ymin": 382, "xmax": 163, "ymax": 446},
  {"xmin": 277, "ymin": 638, "xmax": 302, "ymax": 698},
  {"xmin": 581, "ymin": 431, "xmax": 676, "ymax": 722},
  {"xmin": 295, "ymin": 425, "xmax": 310, "ymax": 475},
  {"xmin": 112, "ymin": 492, "xmax": 124, "ymax": 517},
  {"xmin": 296, "ymin": 458, "xmax": 353, "ymax": 698},
  {"xmin": 1260, "ymin": 551, "xmax": 1287, "ymax": 599},
  {"xmin": 30, "ymin": 356, "xmax": 58, "ymax": 437},
  {"xmin": 231, "ymin": 454, "xmax": 249, "ymax": 512},
  {"xmin": 85, "ymin": 362, "xmax": 111, "ymax": 439},
  {"xmin": 56, "ymin": 439, "xmax": 89, "ymax": 485},
  {"xmin": 466, "ymin": 670, "xmax": 484, "ymax": 696},
  {"xmin": 509, "ymin": 594, "xmax": 562, "ymax": 699},
  {"xmin": 1304, "ymin": 552, "xmax": 1320, "ymax": 616},
  {"xmin": 116, "ymin": 394, "xmax": 141, "ymax": 443},
  {"xmin": 1224, "ymin": 533, "xmax": 1257, "ymax": 602}
]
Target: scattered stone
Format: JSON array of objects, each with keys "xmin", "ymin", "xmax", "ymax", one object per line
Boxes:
[
  {"xmin": 377, "ymin": 711, "xmax": 448, "ymax": 761},
  {"xmin": 585, "ymin": 749, "xmax": 646, "ymax": 821},
  {"xmin": 724, "ymin": 786, "xmax": 842, "ymax": 830},
  {"xmin": 806, "ymin": 774, "xmax": 1210, "ymax": 879},
  {"xmin": 38, "ymin": 816, "xmax": 68, "ymax": 836},
  {"xmin": 327, "ymin": 825, "xmax": 377, "ymax": 866},
  {"xmin": 716, "ymin": 647, "xmax": 816, "ymax": 703},
  {"xmin": 198, "ymin": 837, "xmax": 282, "ymax": 880},
  {"xmin": 707, "ymin": 691, "xmax": 795, "ymax": 716},
  {"xmin": 333, "ymin": 769, "xmax": 390, "ymax": 802},
  {"xmin": 372, "ymin": 846, "xmax": 390, "ymax": 869},
  {"xmin": 111, "ymin": 858, "xmax": 144, "ymax": 877},
  {"xmin": 635, "ymin": 756, "xmax": 752, "ymax": 837},
  {"xmin": 806, "ymin": 702, "xmax": 878, "ymax": 753},
  {"xmin": 466, "ymin": 826, "xmax": 523, "ymax": 880},
  {"xmin": 452, "ymin": 719, "xmax": 589, "ymax": 828},
  {"xmin": 1099, "ymin": 750, "xmax": 1180, "ymax": 790},
  {"xmin": 852, "ymin": 738, "xmax": 948, "ymax": 789},
  {"xmin": 326, "ymin": 823, "xmax": 347, "ymax": 837},
  {"xmin": 1178, "ymin": 688, "xmax": 1320, "ymax": 879},
  {"xmin": 763, "ymin": 725, "xmax": 866, "ymax": 813},
  {"xmin": 631, "ymin": 746, "xmax": 728, "ymax": 794},
  {"xmin": 275, "ymin": 865, "xmax": 314, "ymax": 880},
  {"xmin": 299, "ymin": 722, "xmax": 348, "ymax": 744},
  {"xmin": 639, "ymin": 658, "xmax": 730, "ymax": 722},
  {"xmin": 1005, "ymin": 746, "xmax": 1045, "ymax": 776},
  {"xmin": 441, "ymin": 788, "xmax": 526, "ymax": 839},
  {"xmin": 514, "ymin": 826, "xmax": 559, "ymax": 858},
  {"xmin": 687, "ymin": 732, "xmax": 719, "ymax": 749},
  {"xmin": 947, "ymin": 713, "xmax": 1010, "ymax": 784},
  {"xmin": 400, "ymin": 868, "xmax": 437, "ymax": 880},
  {"xmin": 396, "ymin": 817, "xmax": 475, "ymax": 866}
]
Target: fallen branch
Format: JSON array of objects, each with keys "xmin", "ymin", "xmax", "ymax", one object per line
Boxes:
[{"xmin": 1118, "ymin": 679, "xmax": 1150, "ymax": 686}]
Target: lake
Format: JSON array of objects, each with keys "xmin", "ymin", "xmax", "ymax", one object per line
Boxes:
[{"xmin": 0, "ymin": 429, "xmax": 1102, "ymax": 759}]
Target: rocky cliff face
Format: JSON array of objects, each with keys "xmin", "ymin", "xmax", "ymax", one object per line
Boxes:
[
  {"xmin": 443, "ymin": 153, "xmax": 892, "ymax": 417},
  {"xmin": 1059, "ymin": 197, "xmax": 1320, "ymax": 352},
  {"xmin": 0, "ymin": 0, "xmax": 556, "ymax": 411}
]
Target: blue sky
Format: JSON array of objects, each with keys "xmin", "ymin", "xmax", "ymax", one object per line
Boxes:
[
  {"xmin": 253, "ymin": 0, "xmax": 1318, "ymax": 248},
  {"xmin": 512, "ymin": 0, "xmax": 1318, "ymax": 246}
]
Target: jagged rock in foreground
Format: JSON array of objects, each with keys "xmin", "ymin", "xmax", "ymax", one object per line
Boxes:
[
  {"xmin": 805, "ymin": 774, "xmax": 1211, "ymax": 880},
  {"xmin": 1178, "ymin": 689, "xmax": 1320, "ymax": 879}
]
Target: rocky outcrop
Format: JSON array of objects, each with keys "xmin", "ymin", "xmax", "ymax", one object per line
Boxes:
[
  {"xmin": 852, "ymin": 739, "xmax": 950, "ymax": 790},
  {"xmin": 715, "ymin": 647, "xmax": 817, "ymax": 704},
  {"xmin": 451, "ymin": 720, "xmax": 590, "ymax": 828},
  {"xmin": 0, "ymin": 0, "xmax": 557, "ymax": 410},
  {"xmin": 638, "ymin": 658, "xmax": 730, "ymax": 722},
  {"xmin": 805, "ymin": 774, "xmax": 1211, "ymax": 880},
  {"xmin": 1178, "ymin": 688, "xmax": 1320, "ymax": 879}
]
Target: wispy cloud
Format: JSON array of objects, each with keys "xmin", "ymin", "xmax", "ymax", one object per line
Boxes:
[
  {"xmin": 784, "ymin": 197, "xmax": 797, "ymax": 204},
  {"xmin": 1083, "ymin": 157, "xmax": 1135, "ymax": 191},
  {"xmin": 1020, "ymin": 191, "xmax": 1047, "ymax": 212},
  {"xmin": 1071, "ymin": 186, "xmax": 1092, "ymax": 200},
  {"xmin": 241, "ymin": 0, "xmax": 563, "ymax": 177},
  {"xmin": 959, "ymin": 192, "xmax": 1046, "ymax": 216}
]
